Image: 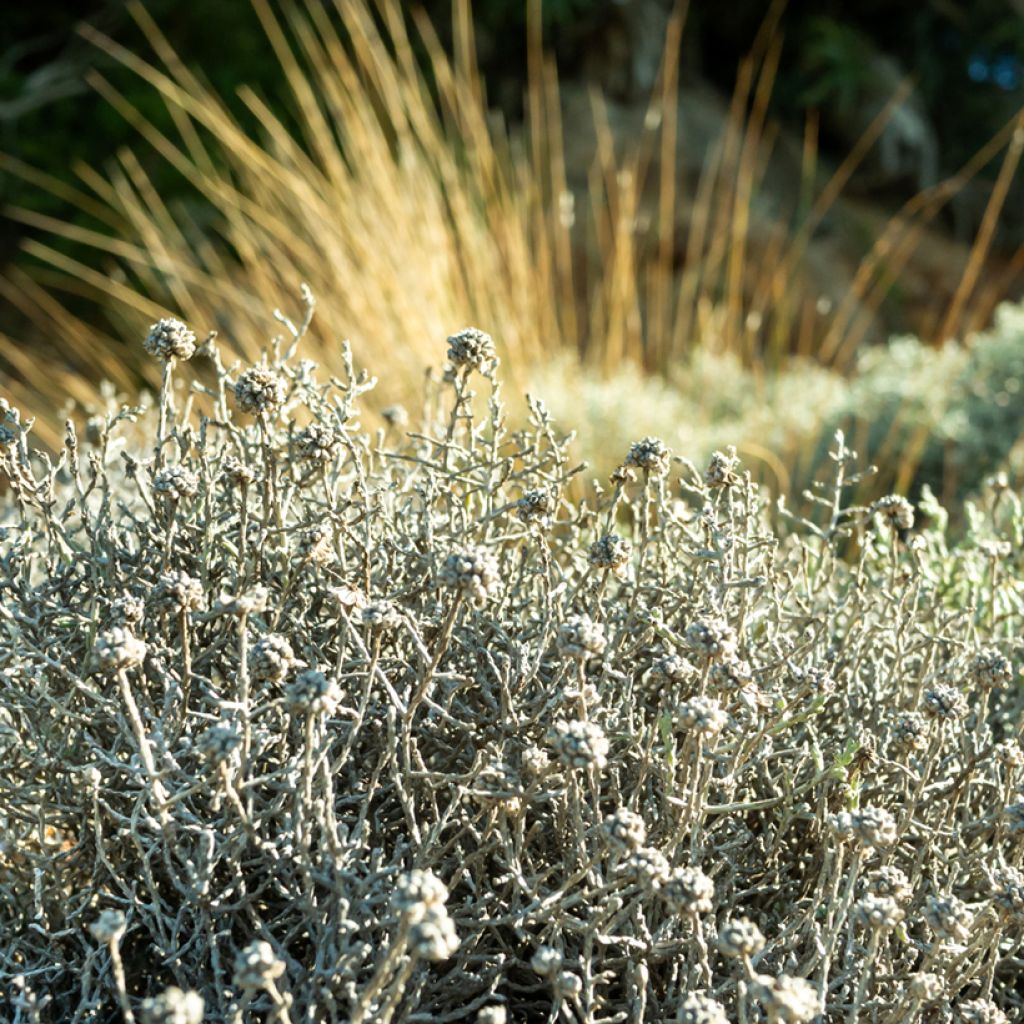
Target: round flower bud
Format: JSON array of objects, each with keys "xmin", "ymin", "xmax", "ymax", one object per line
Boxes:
[
  {"xmin": 676, "ymin": 696, "xmax": 728, "ymax": 740},
  {"xmin": 446, "ymin": 327, "xmax": 495, "ymax": 371},
  {"xmin": 991, "ymin": 866, "xmax": 1024, "ymax": 922},
  {"xmin": 556, "ymin": 614, "xmax": 607, "ymax": 660},
  {"xmin": 661, "ymin": 866, "xmax": 714, "ymax": 915},
  {"xmin": 360, "ymin": 600, "xmax": 401, "ymax": 630},
  {"xmin": 704, "ymin": 448, "xmax": 739, "ymax": 489},
  {"xmin": 625, "ymin": 436, "xmax": 670, "ymax": 476},
  {"xmin": 866, "ymin": 866, "xmax": 912, "ymax": 903},
  {"xmin": 197, "ymin": 724, "xmax": 242, "ymax": 765},
  {"xmin": 873, "ymin": 494, "xmax": 914, "ymax": 531},
  {"xmin": 552, "ymin": 971, "xmax": 583, "ymax": 1001},
  {"xmin": 602, "ymin": 808, "xmax": 647, "ymax": 854},
  {"xmin": 144, "ymin": 318, "xmax": 196, "ymax": 362},
  {"xmin": 249, "ymin": 634, "xmax": 297, "ymax": 685},
  {"xmin": 891, "ymin": 712, "xmax": 929, "ymax": 753},
  {"xmin": 995, "ymin": 740, "xmax": 1024, "ymax": 769},
  {"xmin": 854, "ymin": 894, "xmax": 904, "ymax": 931},
  {"xmin": 90, "ymin": 909, "xmax": 126, "ymax": 944},
  {"xmin": 678, "ymin": 992, "xmax": 728, "ymax": 1024},
  {"xmin": 718, "ymin": 918, "xmax": 765, "ymax": 958},
  {"xmin": 957, "ymin": 999, "xmax": 1008, "ymax": 1024},
  {"xmin": 587, "ymin": 533, "xmax": 632, "ymax": 573},
  {"xmin": 392, "ymin": 869, "xmax": 448, "ymax": 916},
  {"xmin": 94, "ymin": 627, "xmax": 147, "ymax": 673},
  {"xmin": 923, "ymin": 685, "xmax": 968, "ymax": 722},
  {"xmin": 409, "ymin": 904, "xmax": 459, "ymax": 961},
  {"xmin": 139, "ymin": 987, "xmax": 204, "ymax": 1024},
  {"xmin": 296, "ymin": 422, "xmax": 340, "ymax": 463},
  {"xmin": 549, "ymin": 720, "xmax": 609, "ymax": 772},
  {"xmin": 530, "ymin": 945, "xmax": 563, "ymax": 977},
  {"xmin": 295, "ymin": 522, "xmax": 333, "ymax": 565},
  {"xmin": 709, "ymin": 658, "xmax": 753, "ymax": 692},
  {"xmin": 285, "ymin": 669, "xmax": 339, "ymax": 715},
  {"xmin": 154, "ymin": 571, "xmax": 204, "ymax": 616},
  {"xmin": 221, "ymin": 455, "xmax": 256, "ymax": 488},
  {"xmin": 111, "ymin": 593, "xmax": 145, "ymax": 626},
  {"xmin": 516, "ymin": 489, "xmax": 551, "ymax": 526},
  {"xmin": 967, "ymin": 648, "xmax": 1013, "ymax": 690},
  {"xmin": 686, "ymin": 619, "xmax": 737, "ymax": 662},
  {"xmin": 233, "ymin": 940, "xmax": 285, "ymax": 990},
  {"xmin": 650, "ymin": 653, "xmax": 695, "ymax": 684},
  {"xmin": 234, "ymin": 366, "xmax": 287, "ymax": 415},
  {"xmin": 755, "ymin": 975, "xmax": 818, "ymax": 1024},
  {"xmin": 439, "ymin": 547, "xmax": 501, "ymax": 607},
  {"xmin": 923, "ymin": 894, "xmax": 972, "ymax": 943},
  {"xmin": 152, "ymin": 465, "xmax": 198, "ymax": 502},
  {"xmin": 618, "ymin": 846, "xmax": 670, "ymax": 889},
  {"xmin": 908, "ymin": 972, "xmax": 944, "ymax": 1002},
  {"xmin": 848, "ymin": 806, "xmax": 897, "ymax": 849}
]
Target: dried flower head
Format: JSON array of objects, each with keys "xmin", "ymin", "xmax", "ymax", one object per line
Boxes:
[
  {"xmin": 409, "ymin": 904, "xmax": 459, "ymax": 961},
  {"xmin": 153, "ymin": 465, "xmax": 198, "ymax": 502},
  {"xmin": 446, "ymin": 327, "xmax": 496, "ymax": 371},
  {"xmin": 556, "ymin": 613, "xmax": 607, "ymax": 660},
  {"xmin": 602, "ymin": 808, "xmax": 647, "ymax": 854},
  {"xmin": 718, "ymin": 918, "xmax": 765, "ymax": 958},
  {"xmin": 676, "ymin": 696, "xmax": 728, "ymax": 739},
  {"xmin": 516, "ymin": 489, "xmax": 551, "ymax": 526},
  {"xmin": 686, "ymin": 619, "xmax": 737, "ymax": 661},
  {"xmin": 250, "ymin": 634, "xmax": 297, "ymax": 685},
  {"xmin": 709, "ymin": 658, "xmax": 753, "ymax": 692},
  {"xmin": 530, "ymin": 945, "xmax": 563, "ymax": 977},
  {"xmin": 197, "ymin": 724, "xmax": 243, "ymax": 765},
  {"xmin": 967, "ymin": 648, "xmax": 1013, "ymax": 690},
  {"xmin": 549, "ymin": 719, "xmax": 609, "ymax": 772},
  {"xmin": 625, "ymin": 436, "xmax": 670, "ymax": 476},
  {"xmin": 296, "ymin": 422, "xmax": 341, "ymax": 463},
  {"xmin": 154, "ymin": 571, "xmax": 204, "ymax": 616},
  {"xmin": 233, "ymin": 940, "xmax": 285, "ymax": 990},
  {"xmin": 392, "ymin": 869, "xmax": 449, "ymax": 915},
  {"xmin": 891, "ymin": 711, "xmax": 929, "ymax": 753},
  {"xmin": 923, "ymin": 685, "xmax": 969, "ymax": 722},
  {"xmin": 923, "ymin": 894, "xmax": 972, "ymax": 943},
  {"xmin": 705, "ymin": 447, "xmax": 739, "ymax": 489},
  {"xmin": 295, "ymin": 522, "xmax": 333, "ymax": 564},
  {"xmin": 661, "ymin": 866, "xmax": 715, "ymax": 915},
  {"xmin": 990, "ymin": 866, "xmax": 1024, "ymax": 922},
  {"xmin": 908, "ymin": 973, "xmax": 944, "ymax": 1002},
  {"xmin": 139, "ymin": 987, "xmax": 205, "ymax": 1024},
  {"xmin": 873, "ymin": 494, "xmax": 915, "ymax": 531},
  {"xmin": 618, "ymin": 846, "xmax": 670, "ymax": 888},
  {"xmin": 286, "ymin": 669, "xmax": 340, "ymax": 715},
  {"xmin": 587, "ymin": 533, "xmax": 632, "ymax": 573},
  {"xmin": 144, "ymin": 318, "xmax": 197, "ymax": 362},
  {"xmin": 552, "ymin": 971, "xmax": 583, "ymax": 1000},
  {"xmin": 360, "ymin": 600, "xmax": 401, "ymax": 630},
  {"xmin": 439, "ymin": 547, "xmax": 501, "ymax": 606},
  {"xmin": 957, "ymin": 999, "xmax": 1009, "ymax": 1024},
  {"xmin": 94, "ymin": 627, "xmax": 147, "ymax": 673},
  {"xmin": 235, "ymin": 366, "xmax": 287, "ymax": 415},
  {"xmin": 678, "ymin": 992, "xmax": 729, "ymax": 1024},
  {"xmin": 222, "ymin": 455, "xmax": 256, "ymax": 487},
  {"xmin": 110, "ymin": 593, "xmax": 145, "ymax": 626},
  {"xmin": 866, "ymin": 866, "xmax": 912, "ymax": 903},
  {"xmin": 854, "ymin": 894, "xmax": 904, "ymax": 930},
  {"xmin": 650, "ymin": 653, "xmax": 695, "ymax": 684},
  {"xmin": 755, "ymin": 975, "xmax": 819, "ymax": 1024}
]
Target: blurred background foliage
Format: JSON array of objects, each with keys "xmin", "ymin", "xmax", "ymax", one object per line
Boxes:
[{"xmin": 1, "ymin": 0, "xmax": 1023, "ymax": 508}]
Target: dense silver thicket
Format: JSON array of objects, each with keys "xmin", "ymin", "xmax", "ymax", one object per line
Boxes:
[{"xmin": 3, "ymin": 294, "xmax": 1024, "ymax": 1023}]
